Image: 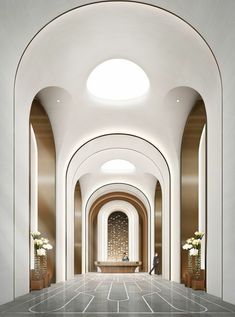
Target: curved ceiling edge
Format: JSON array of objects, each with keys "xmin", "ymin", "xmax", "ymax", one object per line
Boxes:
[
  {"xmin": 84, "ymin": 182, "xmax": 152, "ymax": 218},
  {"xmin": 65, "ymin": 133, "xmax": 171, "ymax": 188},
  {"xmin": 14, "ymin": 0, "xmax": 222, "ymax": 105}
]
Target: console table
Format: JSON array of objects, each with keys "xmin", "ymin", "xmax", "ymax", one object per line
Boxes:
[{"xmin": 94, "ymin": 261, "xmax": 142, "ymax": 273}]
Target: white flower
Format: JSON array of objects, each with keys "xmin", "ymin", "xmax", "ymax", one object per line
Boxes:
[
  {"xmin": 187, "ymin": 237, "xmax": 195, "ymax": 244},
  {"xmin": 34, "ymin": 239, "xmax": 43, "ymax": 247},
  {"xmin": 182, "ymin": 243, "xmax": 192, "ymax": 250},
  {"xmin": 37, "ymin": 248, "xmax": 46, "ymax": 256},
  {"xmin": 31, "ymin": 231, "xmax": 41, "ymax": 239},
  {"xmin": 189, "ymin": 248, "xmax": 199, "ymax": 256},
  {"xmin": 41, "ymin": 238, "xmax": 49, "ymax": 244},
  {"xmin": 43, "ymin": 243, "xmax": 53, "ymax": 250},
  {"xmin": 192, "ymin": 239, "xmax": 201, "ymax": 246},
  {"xmin": 194, "ymin": 231, "xmax": 204, "ymax": 239}
]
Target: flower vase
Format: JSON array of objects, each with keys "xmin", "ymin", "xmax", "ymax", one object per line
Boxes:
[
  {"xmin": 41, "ymin": 254, "xmax": 47, "ymax": 276},
  {"xmin": 34, "ymin": 250, "xmax": 42, "ymax": 279},
  {"xmin": 193, "ymin": 248, "xmax": 201, "ymax": 280},
  {"xmin": 187, "ymin": 253, "xmax": 193, "ymax": 275}
]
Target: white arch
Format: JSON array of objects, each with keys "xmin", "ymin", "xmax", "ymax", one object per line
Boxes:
[
  {"xmin": 66, "ymin": 135, "xmax": 170, "ymax": 279},
  {"xmin": 97, "ymin": 200, "xmax": 139, "ymax": 262}
]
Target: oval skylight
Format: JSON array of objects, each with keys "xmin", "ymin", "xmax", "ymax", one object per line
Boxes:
[
  {"xmin": 101, "ymin": 159, "xmax": 136, "ymax": 173},
  {"xmin": 87, "ymin": 59, "xmax": 150, "ymax": 101}
]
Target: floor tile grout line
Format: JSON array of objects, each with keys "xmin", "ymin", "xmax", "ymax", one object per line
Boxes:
[
  {"xmin": 147, "ymin": 278, "xmax": 208, "ymax": 312},
  {"xmin": 151, "ymin": 277, "xmax": 235, "ymax": 313},
  {"xmin": 27, "ymin": 278, "xmax": 97, "ymax": 313},
  {"xmin": 143, "ymin": 291, "xmax": 186, "ymax": 313},
  {"xmin": 156, "ymin": 279, "xmax": 234, "ymax": 313},
  {"xmin": 2, "ymin": 273, "xmax": 235, "ymax": 315},
  {"xmin": 82, "ymin": 294, "xmax": 95, "ymax": 313},
  {"xmin": 1, "ymin": 277, "xmax": 89, "ymax": 314},
  {"xmin": 29, "ymin": 292, "xmax": 82, "ymax": 313},
  {"xmin": 141, "ymin": 294, "xmax": 154, "ymax": 313}
]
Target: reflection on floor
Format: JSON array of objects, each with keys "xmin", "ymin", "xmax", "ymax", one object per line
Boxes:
[{"xmin": 1, "ymin": 273, "xmax": 235, "ymax": 316}]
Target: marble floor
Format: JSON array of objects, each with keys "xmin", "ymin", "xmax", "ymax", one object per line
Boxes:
[{"xmin": 1, "ymin": 273, "xmax": 235, "ymax": 316}]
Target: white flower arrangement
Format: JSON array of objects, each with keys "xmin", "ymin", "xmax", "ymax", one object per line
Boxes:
[
  {"xmin": 182, "ymin": 243, "xmax": 193, "ymax": 250},
  {"xmin": 31, "ymin": 231, "xmax": 41, "ymax": 239},
  {"xmin": 182, "ymin": 231, "xmax": 204, "ymax": 256},
  {"xmin": 31, "ymin": 231, "xmax": 53, "ymax": 256},
  {"xmin": 194, "ymin": 231, "xmax": 204, "ymax": 239},
  {"xmin": 192, "ymin": 239, "xmax": 201, "ymax": 247},
  {"xmin": 43, "ymin": 244, "xmax": 53, "ymax": 250},
  {"xmin": 34, "ymin": 239, "xmax": 43, "ymax": 247}
]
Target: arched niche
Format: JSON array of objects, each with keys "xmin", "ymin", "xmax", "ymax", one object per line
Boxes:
[
  {"xmin": 74, "ymin": 181, "xmax": 82, "ymax": 274},
  {"xmin": 97, "ymin": 200, "xmax": 139, "ymax": 262},
  {"xmin": 154, "ymin": 181, "xmax": 162, "ymax": 275},
  {"xmin": 108, "ymin": 212, "xmax": 129, "ymax": 261},
  {"xmin": 88, "ymin": 192, "xmax": 147, "ymax": 272},
  {"xmin": 181, "ymin": 99, "xmax": 207, "ymax": 284},
  {"xmin": 29, "ymin": 99, "xmax": 56, "ymax": 282}
]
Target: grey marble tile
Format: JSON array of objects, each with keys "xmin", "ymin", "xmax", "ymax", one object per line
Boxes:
[{"xmin": 1, "ymin": 273, "xmax": 235, "ymax": 316}]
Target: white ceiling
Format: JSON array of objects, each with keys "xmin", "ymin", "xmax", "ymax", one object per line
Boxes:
[{"xmin": 15, "ymin": 1, "xmax": 220, "ymax": 198}]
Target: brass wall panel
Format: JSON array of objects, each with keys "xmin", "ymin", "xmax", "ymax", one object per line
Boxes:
[
  {"xmin": 108, "ymin": 211, "xmax": 128, "ymax": 260},
  {"xmin": 30, "ymin": 100, "xmax": 56, "ymax": 282},
  {"xmin": 181, "ymin": 100, "xmax": 206, "ymax": 282},
  {"xmin": 155, "ymin": 181, "xmax": 162, "ymax": 274},
  {"xmin": 74, "ymin": 182, "xmax": 82, "ymax": 274},
  {"xmin": 88, "ymin": 192, "xmax": 148, "ymax": 272}
]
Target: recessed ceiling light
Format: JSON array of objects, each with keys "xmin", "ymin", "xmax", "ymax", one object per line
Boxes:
[
  {"xmin": 176, "ymin": 99, "xmax": 180, "ymax": 103},
  {"xmin": 101, "ymin": 159, "xmax": 136, "ymax": 173},
  {"xmin": 56, "ymin": 99, "xmax": 60, "ymax": 103},
  {"xmin": 87, "ymin": 59, "xmax": 150, "ymax": 101}
]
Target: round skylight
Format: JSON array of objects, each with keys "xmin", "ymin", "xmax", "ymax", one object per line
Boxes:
[
  {"xmin": 87, "ymin": 59, "xmax": 150, "ymax": 101},
  {"xmin": 101, "ymin": 159, "xmax": 136, "ymax": 173}
]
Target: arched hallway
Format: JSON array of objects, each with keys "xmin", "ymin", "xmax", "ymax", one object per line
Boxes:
[
  {"xmin": 1, "ymin": 0, "xmax": 235, "ymax": 312},
  {"xmin": 1, "ymin": 274, "xmax": 235, "ymax": 316}
]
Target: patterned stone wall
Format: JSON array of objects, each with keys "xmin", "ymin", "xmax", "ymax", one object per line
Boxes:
[{"xmin": 108, "ymin": 211, "xmax": 128, "ymax": 261}]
